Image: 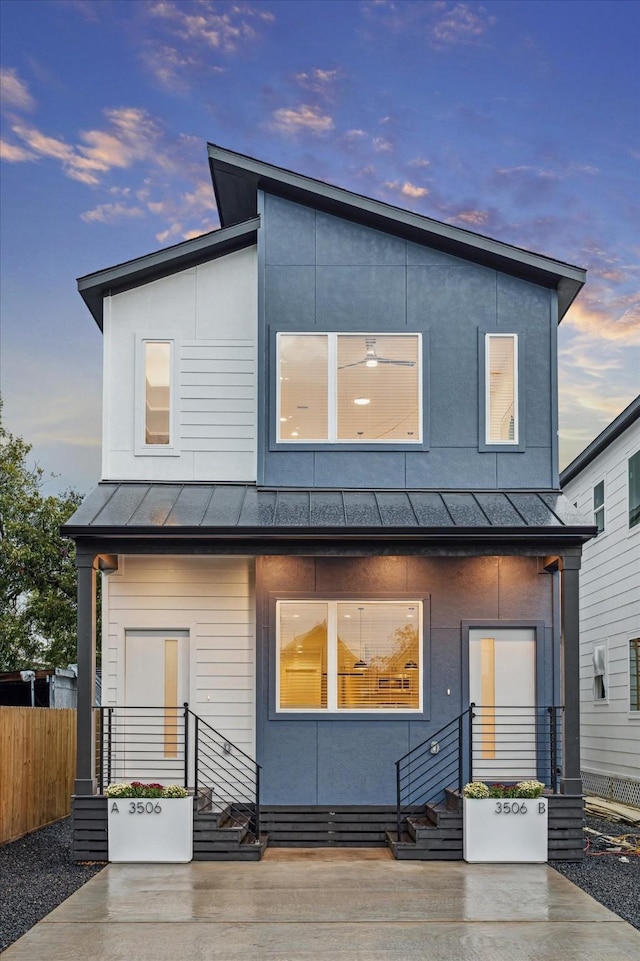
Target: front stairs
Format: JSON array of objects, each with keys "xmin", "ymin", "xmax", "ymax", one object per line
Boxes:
[
  {"xmin": 387, "ymin": 788, "xmax": 463, "ymax": 860},
  {"xmin": 193, "ymin": 799, "xmax": 268, "ymax": 861}
]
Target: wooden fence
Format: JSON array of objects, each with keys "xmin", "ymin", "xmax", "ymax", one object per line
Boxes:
[{"xmin": 0, "ymin": 707, "xmax": 76, "ymax": 844}]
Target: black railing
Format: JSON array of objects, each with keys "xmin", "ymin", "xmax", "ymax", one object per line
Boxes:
[
  {"xmin": 95, "ymin": 705, "xmax": 188, "ymax": 790},
  {"xmin": 395, "ymin": 704, "xmax": 563, "ymax": 839},
  {"xmin": 186, "ymin": 707, "xmax": 261, "ymax": 838},
  {"xmin": 95, "ymin": 703, "xmax": 261, "ymax": 838},
  {"xmin": 469, "ymin": 704, "xmax": 563, "ymax": 794},
  {"xmin": 395, "ymin": 709, "xmax": 471, "ymax": 840}
]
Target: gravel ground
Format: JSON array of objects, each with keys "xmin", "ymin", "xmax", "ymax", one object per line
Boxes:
[
  {"xmin": 552, "ymin": 815, "xmax": 640, "ymax": 931},
  {"xmin": 1, "ymin": 814, "xmax": 639, "ymax": 951},
  {"xmin": 0, "ymin": 818, "xmax": 104, "ymax": 952}
]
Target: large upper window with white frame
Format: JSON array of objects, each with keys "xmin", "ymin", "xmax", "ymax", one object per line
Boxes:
[
  {"xmin": 276, "ymin": 600, "xmax": 422, "ymax": 712},
  {"xmin": 277, "ymin": 333, "xmax": 422, "ymax": 443},
  {"xmin": 485, "ymin": 333, "xmax": 518, "ymax": 445}
]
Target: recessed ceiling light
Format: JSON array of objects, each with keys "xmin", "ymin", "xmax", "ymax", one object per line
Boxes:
[
  {"xmin": 365, "ymin": 359, "xmax": 378, "ymax": 368},
  {"xmin": 280, "ymin": 417, "xmax": 287, "ymax": 422},
  {"xmin": 353, "ymin": 397, "xmax": 370, "ymax": 405},
  {"xmin": 291, "ymin": 431, "xmax": 299, "ymax": 437},
  {"xmin": 344, "ymin": 614, "xmax": 351, "ymax": 618}
]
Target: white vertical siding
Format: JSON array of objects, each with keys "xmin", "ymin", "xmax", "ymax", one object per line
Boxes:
[
  {"xmin": 102, "ymin": 245, "xmax": 257, "ymax": 481},
  {"xmin": 563, "ymin": 418, "xmax": 640, "ymax": 782},
  {"xmin": 102, "ymin": 555, "xmax": 255, "ymax": 758}
]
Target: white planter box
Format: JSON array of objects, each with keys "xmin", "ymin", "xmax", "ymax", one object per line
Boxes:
[
  {"xmin": 463, "ymin": 797, "xmax": 548, "ymax": 862},
  {"xmin": 108, "ymin": 796, "xmax": 193, "ymax": 862}
]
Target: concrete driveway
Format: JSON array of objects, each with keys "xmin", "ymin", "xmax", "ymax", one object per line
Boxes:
[{"xmin": 4, "ymin": 848, "xmax": 640, "ymax": 960}]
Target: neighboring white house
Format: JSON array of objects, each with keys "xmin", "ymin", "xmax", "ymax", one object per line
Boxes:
[{"xmin": 561, "ymin": 396, "xmax": 640, "ymax": 807}]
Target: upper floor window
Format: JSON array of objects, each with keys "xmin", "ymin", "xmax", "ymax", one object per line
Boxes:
[
  {"xmin": 629, "ymin": 450, "xmax": 640, "ymax": 529},
  {"xmin": 593, "ymin": 480, "xmax": 605, "ymax": 534},
  {"xmin": 276, "ymin": 599, "xmax": 422, "ymax": 713},
  {"xmin": 135, "ymin": 335, "xmax": 179, "ymax": 456},
  {"xmin": 145, "ymin": 341, "xmax": 171, "ymax": 445},
  {"xmin": 485, "ymin": 334, "xmax": 518, "ymax": 445},
  {"xmin": 277, "ymin": 333, "xmax": 422, "ymax": 443}
]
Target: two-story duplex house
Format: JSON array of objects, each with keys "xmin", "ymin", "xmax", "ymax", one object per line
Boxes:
[
  {"xmin": 561, "ymin": 396, "xmax": 640, "ymax": 808},
  {"xmin": 63, "ymin": 144, "xmax": 595, "ymax": 862}
]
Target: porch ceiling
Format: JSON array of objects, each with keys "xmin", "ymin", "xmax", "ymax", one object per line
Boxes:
[{"xmin": 61, "ymin": 483, "xmax": 595, "ymax": 547}]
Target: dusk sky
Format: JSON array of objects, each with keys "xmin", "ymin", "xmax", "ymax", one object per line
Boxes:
[{"xmin": 1, "ymin": 0, "xmax": 638, "ymax": 495}]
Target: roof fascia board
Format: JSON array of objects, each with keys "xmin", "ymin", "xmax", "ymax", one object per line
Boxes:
[
  {"xmin": 560, "ymin": 395, "xmax": 640, "ymax": 486},
  {"xmin": 77, "ymin": 217, "xmax": 259, "ymax": 329},
  {"xmin": 208, "ymin": 144, "xmax": 585, "ymax": 318}
]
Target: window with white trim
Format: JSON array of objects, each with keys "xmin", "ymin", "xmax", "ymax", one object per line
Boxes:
[
  {"xmin": 135, "ymin": 336, "xmax": 179, "ymax": 455},
  {"xmin": 276, "ymin": 600, "xmax": 422, "ymax": 712},
  {"xmin": 629, "ymin": 451, "xmax": 640, "ymax": 529},
  {"xmin": 485, "ymin": 333, "xmax": 518, "ymax": 445},
  {"xmin": 277, "ymin": 333, "xmax": 422, "ymax": 443},
  {"xmin": 593, "ymin": 480, "xmax": 605, "ymax": 535},
  {"xmin": 630, "ymin": 638, "xmax": 640, "ymax": 712},
  {"xmin": 593, "ymin": 643, "xmax": 607, "ymax": 701}
]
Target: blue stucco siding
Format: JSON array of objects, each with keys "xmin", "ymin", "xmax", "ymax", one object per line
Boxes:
[
  {"xmin": 259, "ymin": 192, "xmax": 557, "ymax": 489},
  {"xmin": 256, "ymin": 555, "xmax": 556, "ymax": 806}
]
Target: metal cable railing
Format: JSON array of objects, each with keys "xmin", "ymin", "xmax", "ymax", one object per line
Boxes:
[
  {"xmin": 95, "ymin": 703, "xmax": 261, "ymax": 838},
  {"xmin": 395, "ymin": 704, "xmax": 563, "ymax": 840}
]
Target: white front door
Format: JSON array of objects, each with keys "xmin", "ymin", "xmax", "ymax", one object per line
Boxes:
[
  {"xmin": 120, "ymin": 630, "xmax": 190, "ymax": 783},
  {"xmin": 469, "ymin": 627, "xmax": 537, "ymax": 781}
]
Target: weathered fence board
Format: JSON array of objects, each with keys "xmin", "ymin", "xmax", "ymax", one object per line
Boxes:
[{"xmin": 0, "ymin": 707, "xmax": 76, "ymax": 843}]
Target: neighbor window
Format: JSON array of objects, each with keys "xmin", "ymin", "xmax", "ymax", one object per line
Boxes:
[
  {"xmin": 144, "ymin": 341, "xmax": 171, "ymax": 445},
  {"xmin": 629, "ymin": 451, "xmax": 640, "ymax": 528},
  {"xmin": 593, "ymin": 480, "xmax": 605, "ymax": 534},
  {"xmin": 593, "ymin": 643, "xmax": 607, "ymax": 701},
  {"xmin": 630, "ymin": 639, "xmax": 640, "ymax": 712},
  {"xmin": 277, "ymin": 600, "xmax": 422, "ymax": 712},
  {"xmin": 485, "ymin": 334, "xmax": 518, "ymax": 444},
  {"xmin": 277, "ymin": 333, "xmax": 421, "ymax": 443}
]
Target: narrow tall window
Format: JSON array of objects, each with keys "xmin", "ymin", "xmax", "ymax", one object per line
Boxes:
[
  {"xmin": 630, "ymin": 639, "xmax": 640, "ymax": 712},
  {"xmin": 593, "ymin": 480, "xmax": 605, "ymax": 534},
  {"xmin": 629, "ymin": 451, "xmax": 640, "ymax": 529},
  {"xmin": 593, "ymin": 644, "xmax": 607, "ymax": 701},
  {"xmin": 485, "ymin": 334, "xmax": 518, "ymax": 444},
  {"xmin": 145, "ymin": 341, "xmax": 171, "ymax": 445}
]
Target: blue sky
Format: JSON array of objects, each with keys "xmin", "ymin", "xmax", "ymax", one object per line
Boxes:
[{"xmin": 1, "ymin": 0, "xmax": 638, "ymax": 494}]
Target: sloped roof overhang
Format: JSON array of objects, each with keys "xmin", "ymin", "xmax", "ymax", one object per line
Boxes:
[
  {"xmin": 560, "ymin": 394, "xmax": 640, "ymax": 486},
  {"xmin": 207, "ymin": 144, "xmax": 586, "ymax": 321},
  {"xmin": 77, "ymin": 217, "xmax": 259, "ymax": 330},
  {"xmin": 62, "ymin": 483, "xmax": 596, "ymax": 556}
]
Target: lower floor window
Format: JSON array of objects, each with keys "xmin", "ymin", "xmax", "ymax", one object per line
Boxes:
[
  {"xmin": 277, "ymin": 600, "xmax": 422, "ymax": 712},
  {"xmin": 630, "ymin": 638, "xmax": 640, "ymax": 712}
]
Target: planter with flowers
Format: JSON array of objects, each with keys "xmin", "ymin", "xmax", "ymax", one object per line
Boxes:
[
  {"xmin": 106, "ymin": 782, "xmax": 193, "ymax": 862},
  {"xmin": 462, "ymin": 780, "xmax": 548, "ymax": 863}
]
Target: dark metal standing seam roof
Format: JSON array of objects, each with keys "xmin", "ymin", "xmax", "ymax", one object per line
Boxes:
[{"xmin": 61, "ymin": 483, "xmax": 595, "ymax": 543}]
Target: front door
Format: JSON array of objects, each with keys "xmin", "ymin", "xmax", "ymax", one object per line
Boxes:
[
  {"xmin": 469, "ymin": 627, "xmax": 536, "ymax": 782},
  {"xmin": 120, "ymin": 630, "xmax": 190, "ymax": 783}
]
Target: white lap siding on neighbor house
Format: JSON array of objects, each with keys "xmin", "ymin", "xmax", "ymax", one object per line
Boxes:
[
  {"xmin": 101, "ymin": 555, "xmax": 256, "ymax": 759},
  {"xmin": 563, "ymin": 418, "xmax": 640, "ymax": 785},
  {"xmin": 102, "ymin": 245, "xmax": 257, "ymax": 482}
]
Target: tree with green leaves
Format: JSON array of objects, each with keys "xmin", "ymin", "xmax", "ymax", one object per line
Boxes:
[{"xmin": 0, "ymin": 401, "xmax": 82, "ymax": 671}]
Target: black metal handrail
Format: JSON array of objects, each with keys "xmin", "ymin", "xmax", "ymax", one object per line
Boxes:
[
  {"xmin": 94, "ymin": 703, "xmax": 261, "ymax": 838},
  {"xmin": 186, "ymin": 707, "xmax": 261, "ymax": 838},
  {"xmin": 395, "ymin": 709, "xmax": 471, "ymax": 840},
  {"xmin": 395, "ymin": 703, "xmax": 563, "ymax": 840}
]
